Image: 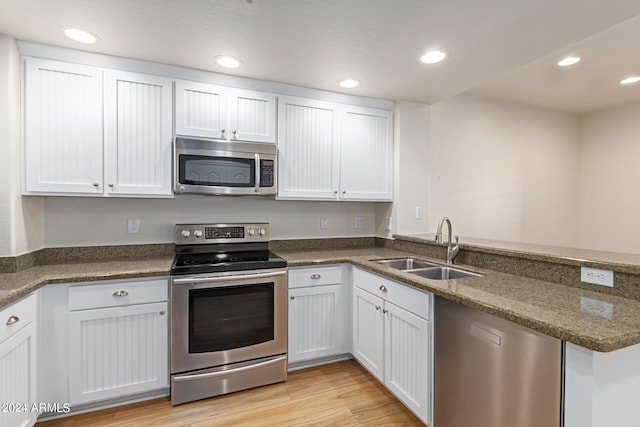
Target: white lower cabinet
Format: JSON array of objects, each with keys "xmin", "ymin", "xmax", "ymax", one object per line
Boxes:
[
  {"xmin": 0, "ymin": 293, "xmax": 38, "ymax": 427},
  {"xmin": 67, "ymin": 279, "xmax": 169, "ymax": 405},
  {"xmin": 352, "ymin": 268, "xmax": 432, "ymax": 426},
  {"xmin": 288, "ymin": 265, "xmax": 350, "ymax": 365}
]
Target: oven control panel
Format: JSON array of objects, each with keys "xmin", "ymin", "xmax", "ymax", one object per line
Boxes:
[{"xmin": 175, "ymin": 223, "xmax": 269, "ymax": 244}]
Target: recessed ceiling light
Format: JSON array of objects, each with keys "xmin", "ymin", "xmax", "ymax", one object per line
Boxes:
[
  {"xmin": 215, "ymin": 55, "xmax": 242, "ymax": 69},
  {"xmin": 339, "ymin": 79, "xmax": 360, "ymax": 89},
  {"xmin": 620, "ymin": 76, "xmax": 640, "ymax": 85},
  {"xmin": 557, "ymin": 56, "xmax": 580, "ymax": 67},
  {"xmin": 63, "ymin": 27, "xmax": 98, "ymax": 44},
  {"xmin": 420, "ymin": 50, "xmax": 447, "ymax": 64}
]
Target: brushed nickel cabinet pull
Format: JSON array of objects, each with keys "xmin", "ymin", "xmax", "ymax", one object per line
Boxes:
[
  {"xmin": 6, "ymin": 315, "xmax": 19, "ymax": 325},
  {"xmin": 310, "ymin": 274, "xmax": 321, "ymax": 280},
  {"xmin": 113, "ymin": 290, "xmax": 129, "ymax": 297},
  {"xmin": 290, "ymin": 296, "xmax": 295, "ymax": 300},
  {"xmin": 379, "ymin": 285, "xmax": 388, "ymax": 292}
]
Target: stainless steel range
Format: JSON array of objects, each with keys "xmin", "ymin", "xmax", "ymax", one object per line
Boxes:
[{"xmin": 170, "ymin": 223, "xmax": 288, "ymax": 405}]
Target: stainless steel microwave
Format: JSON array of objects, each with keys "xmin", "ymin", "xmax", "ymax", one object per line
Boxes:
[{"xmin": 174, "ymin": 136, "xmax": 277, "ymax": 196}]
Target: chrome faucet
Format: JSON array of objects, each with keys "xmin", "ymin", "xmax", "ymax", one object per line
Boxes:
[{"xmin": 435, "ymin": 217, "xmax": 460, "ymax": 264}]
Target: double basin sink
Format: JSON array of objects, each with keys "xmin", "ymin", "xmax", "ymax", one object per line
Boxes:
[{"xmin": 374, "ymin": 258, "xmax": 482, "ymax": 280}]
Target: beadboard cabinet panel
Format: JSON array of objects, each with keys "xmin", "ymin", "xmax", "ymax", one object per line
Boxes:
[
  {"xmin": 175, "ymin": 80, "xmax": 227, "ymax": 139},
  {"xmin": 352, "ymin": 286, "xmax": 384, "ymax": 381},
  {"xmin": 24, "ymin": 58, "xmax": 103, "ymax": 195},
  {"xmin": 103, "ymin": 70, "xmax": 173, "ymax": 197},
  {"xmin": 228, "ymin": 88, "xmax": 277, "ymax": 143},
  {"xmin": 0, "ymin": 294, "xmax": 38, "ymax": 427},
  {"xmin": 68, "ymin": 302, "xmax": 169, "ymax": 405},
  {"xmin": 175, "ymin": 81, "xmax": 277, "ymax": 143},
  {"xmin": 277, "ymin": 96, "xmax": 340, "ymax": 200},
  {"xmin": 339, "ymin": 106, "xmax": 393, "ymax": 201}
]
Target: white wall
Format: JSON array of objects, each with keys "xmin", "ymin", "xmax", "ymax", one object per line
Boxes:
[
  {"xmin": 0, "ymin": 34, "xmax": 44, "ymax": 256},
  {"xmin": 428, "ymin": 94, "xmax": 581, "ymax": 247},
  {"xmin": 376, "ymin": 101, "xmax": 430, "ymax": 238},
  {"xmin": 44, "ymin": 196, "xmax": 377, "ymax": 246},
  {"xmin": 579, "ymin": 103, "xmax": 640, "ymax": 254}
]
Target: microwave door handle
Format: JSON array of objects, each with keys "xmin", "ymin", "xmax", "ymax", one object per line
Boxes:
[{"xmin": 254, "ymin": 153, "xmax": 261, "ymax": 193}]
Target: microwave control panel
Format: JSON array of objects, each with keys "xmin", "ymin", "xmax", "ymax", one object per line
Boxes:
[{"xmin": 260, "ymin": 160, "xmax": 275, "ymax": 187}]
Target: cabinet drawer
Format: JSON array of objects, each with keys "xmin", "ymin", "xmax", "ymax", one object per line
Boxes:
[
  {"xmin": 0, "ymin": 293, "xmax": 37, "ymax": 343},
  {"xmin": 289, "ymin": 265, "xmax": 343, "ymax": 288},
  {"xmin": 68, "ymin": 278, "xmax": 168, "ymax": 311},
  {"xmin": 353, "ymin": 268, "xmax": 431, "ymax": 320}
]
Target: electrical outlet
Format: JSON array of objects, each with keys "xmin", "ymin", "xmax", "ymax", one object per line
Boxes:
[
  {"xmin": 320, "ymin": 218, "xmax": 328, "ymax": 229},
  {"xmin": 385, "ymin": 216, "xmax": 392, "ymax": 231},
  {"xmin": 127, "ymin": 218, "xmax": 140, "ymax": 234},
  {"xmin": 354, "ymin": 217, "xmax": 366, "ymax": 229},
  {"xmin": 580, "ymin": 267, "xmax": 614, "ymax": 287}
]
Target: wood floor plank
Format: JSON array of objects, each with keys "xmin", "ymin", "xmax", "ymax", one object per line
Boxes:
[{"xmin": 36, "ymin": 360, "xmax": 425, "ymax": 427}]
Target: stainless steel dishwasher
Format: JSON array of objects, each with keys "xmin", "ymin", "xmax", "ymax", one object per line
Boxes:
[{"xmin": 435, "ymin": 296, "xmax": 563, "ymax": 427}]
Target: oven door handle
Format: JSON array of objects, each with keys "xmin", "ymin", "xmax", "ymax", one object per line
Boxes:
[
  {"xmin": 172, "ymin": 270, "xmax": 286, "ymax": 284},
  {"xmin": 172, "ymin": 355, "xmax": 287, "ymax": 382}
]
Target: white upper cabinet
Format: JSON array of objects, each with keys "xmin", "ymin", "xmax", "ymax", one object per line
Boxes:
[
  {"xmin": 277, "ymin": 96, "xmax": 340, "ymax": 199},
  {"xmin": 175, "ymin": 80, "xmax": 277, "ymax": 143},
  {"xmin": 23, "ymin": 58, "xmax": 173, "ymax": 198},
  {"xmin": 103, "ymin": 70, "xmax": 173, "ymax": 196},
  {"xmin": 277, "ymin": 96, "xmax": 393, "ymax": 201},
  {"xmin": 339, "ymin": 105, "xmax": 393, "ymax": 201},
  {"xmin": 24, "ymin": 57, "xmax": 104, "ymax": 195}
]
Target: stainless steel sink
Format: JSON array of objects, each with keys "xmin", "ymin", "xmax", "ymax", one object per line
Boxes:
[
  {"xmin": 374, "ymin": 258, "xmax": 439, "ymax": 270},
  {"xmin": 409, "ymin": 266, "xmax": 482, "ymax": 280}
]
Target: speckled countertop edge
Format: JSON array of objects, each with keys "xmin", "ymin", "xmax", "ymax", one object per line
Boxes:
[
  {"xmin": 2, "ymin": 247, "xmax": 639, "ymax": 353},
  {"xmin": 275, "ymin": 247, "xmax": 640, "ymax": 353},
  {"xmin": 0, "ymin": 257, "xmax": 175, "ymax": 308}
]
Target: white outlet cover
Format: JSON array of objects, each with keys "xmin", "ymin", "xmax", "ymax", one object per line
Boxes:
[
  {"xmin": 580, "ymin": 266, "xmax": 614, "ymax": 287},
  {"xmin": 127, "ymin": 218, "xmax": 140, "ymax": 234},
  {"xmin": 320, "ymin": 218, "xmax": 328, "ymax": 229},
  {"xmin": 354, "ymin": 217, "xmax": 366, "ymax": 229}
]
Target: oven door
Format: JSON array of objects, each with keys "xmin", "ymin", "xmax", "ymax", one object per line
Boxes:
[{"xmin": 170, "ymin": 269, "xmax": 287, "ymax": 374}]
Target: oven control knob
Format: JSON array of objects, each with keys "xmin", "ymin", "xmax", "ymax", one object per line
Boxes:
[
  {"xmin": 258, "ymin": 228, "xmax": 266, "ymax": 236},
  {"xmin": 248, "ymin": 228, "xmax": 255, "ymax": 236},
  {"xmin": 193, "ymin": 230, "xmax": 203, "ymax": 238},
  {"xmin": 181, "ymin": 229, "xmax": 191, "ymax": 238}
]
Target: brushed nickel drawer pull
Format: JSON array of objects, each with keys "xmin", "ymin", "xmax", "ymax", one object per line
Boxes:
[
  {"xmin": 6, "ymin": 315, "xmax": 19, "ymax": 325},
  {"xmin": 159, "ymin": 310, "xmax": 166, "ymax": 316},
  {"xmin": 290, "ymin": 296, "xmax": 295, "ymax": 300},
  {"xmin": 375, "ymin": 306, "xmax": 381, "ymax": 311},
  {"xmin": 310, "ymin": 274, "xmax": 321, "ymax": 280},
  {"xmin": 379, "ymin": 285, "xmax": 388, "ymax": 292},
  {"xmin": 382, "ymin": 309, "xmax": 389, "ymax": 314},
  {"xmin": 113, "ymin": 290, "xmax": 129, "ymax": 297}
]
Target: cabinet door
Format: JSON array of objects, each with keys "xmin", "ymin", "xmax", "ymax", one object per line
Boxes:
[
  {"xmin": 175, "ymin": 80, "xmax": 228, "ymax": 139},
  {"xmin": 68, "ymin": 302, "xmax": 168, "ymax": 405},
  {"xmin": 288, "ymin": 284, "xmax": 345, "ymax": 363},
  {"xmin": 0, "ymin": 323, "xmax": 37, "ymax": 427},
  {"xmin": 339, "ymin": 105, "xmax": 393, "ymax": 201},
  {"xmin": 24, "ymin": 57, "xmax": 104, "ymax": 195},
  {"xmin": 228, "ymin": 88, "xmax": 277, "ymax": 143},
  {"xmin": 277, "ymin": 96, "xmax": 340, "ymax": 200},
  {"xmin": 384, "ymin": 300, "xmax": 431, "ymax": 425},
  {"xmin": 352, "ymin": 286, "xmax": 384, "ymax": 381},
  {"xmin": 103, "ymin": 70, "xmax": 173, "ymax": 197}
]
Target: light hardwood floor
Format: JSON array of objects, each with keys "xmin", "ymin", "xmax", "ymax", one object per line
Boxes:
[{"xmin": 36, "ymin": 360, "xmax": 425, "ymax": 427}]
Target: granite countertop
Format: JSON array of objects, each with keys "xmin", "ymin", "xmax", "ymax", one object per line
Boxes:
[
  {"xmin": 276, "ymin": 247, "xmax": 640, "ymax": 353},
  {"xmin": 2, "ymin": 246, "xmax": 640, "ymax": 353},
  {"xmin": 0, "ymin": 256, "xmax": 174, "ymax": 308}
]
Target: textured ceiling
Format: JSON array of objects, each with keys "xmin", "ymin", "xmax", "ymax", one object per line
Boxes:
[{"xmin": 1, "ymin": 0, "xmax": 640, "ymax": 114}]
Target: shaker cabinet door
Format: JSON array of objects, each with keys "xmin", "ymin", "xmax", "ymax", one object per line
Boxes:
[
  {"xmin": 103, "ymin": 70, "xmax": 173, "ymax": 197},
  {"xmin": 24, "ymin": 57, "xmax": 104, "ymax": 195}
]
